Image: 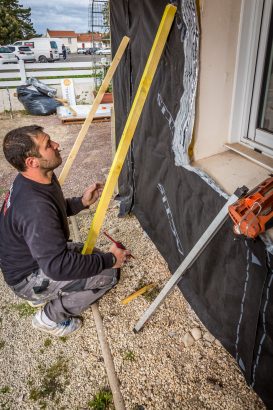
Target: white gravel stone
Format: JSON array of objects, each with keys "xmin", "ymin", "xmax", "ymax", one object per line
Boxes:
[
  {"xmin": 182, "ymin": 332, "xmax": 195, "ymax": 347},
  {"xmin": 108, "ymin": 227, "xmax": 119, "ymax": 235},
  {"xmin": 190, "ymin": 327, "xmax": 202, "ymax": 341},
  {"xmin": 0, "ymin": 115, "xmax": 266, "ymax": 410},
  {"xmin": 203, "ymin": 331, "xmax": 215, "ymax": 343}
]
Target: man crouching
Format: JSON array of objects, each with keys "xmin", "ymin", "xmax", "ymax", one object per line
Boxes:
[{"xmin": 0, "ymin": 125, "xmax": 130, "ymax": 336}]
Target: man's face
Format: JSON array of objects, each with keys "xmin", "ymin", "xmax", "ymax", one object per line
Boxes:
[{"xmin": 34, "ymin": 132, "xmax": 62, "ymax": 171}]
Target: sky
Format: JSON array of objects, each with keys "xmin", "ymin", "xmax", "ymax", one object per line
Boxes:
[{"xmin": 21, "ymin": 0, "xmax": 103, "ymax": 35}]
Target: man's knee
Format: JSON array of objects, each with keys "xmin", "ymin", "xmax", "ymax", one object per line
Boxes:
[{"xmin": 85, "ymin": 267, "xmax": 119, "ymax": 290}]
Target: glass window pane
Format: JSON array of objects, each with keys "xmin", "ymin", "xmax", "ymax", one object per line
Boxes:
[{"xmin": 257, "ymin": 8, "xmax": 273, "ymax": 133}]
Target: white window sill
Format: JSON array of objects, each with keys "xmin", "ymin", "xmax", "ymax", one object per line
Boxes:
[
  {"xmin": 192, "ymin": 146, "xmax": 271, "ymax": 196},
  {"xmin": 225, "ymin": 143, "xmax": 273, "ymax": 172}
]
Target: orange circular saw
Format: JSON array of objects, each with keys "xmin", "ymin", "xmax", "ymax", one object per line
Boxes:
[{"xmin": 228, "ymin": 177, "xmax": 273, "ymax": 238}]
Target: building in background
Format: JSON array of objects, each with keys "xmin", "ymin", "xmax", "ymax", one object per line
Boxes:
[
  {"xmin": 76, "ymin": 32, "xmax": 104, "ymax": 49},
  {"xmin": 46, "ymin": 30, "xmax": 78, "ymax": 53}
]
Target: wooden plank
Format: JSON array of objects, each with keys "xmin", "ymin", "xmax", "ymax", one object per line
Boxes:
[
  {"xmin": 58, "ymin": 36, "xmax": 130, "ymax": 186},
  {"xmin": 121, "ymin": 284, "xmax": 155, "ymax": 305},
  {"xmin": 61, "ymin": 117, "xmax": 110, "ymax": 125},
  {"xmin": 82, "ymin": 4, "xmax": 177, "ymax": 255}
]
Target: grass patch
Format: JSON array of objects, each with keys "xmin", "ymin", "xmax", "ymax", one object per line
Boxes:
[
  {"xmin": 0, "ymin": 187, "xmax": 6, "ymax": 196},
  {"xmin": 123, "ymin": 350, "xmax": 135, "ymax": 362},
  {"xmin": 29, "ymin": 356, "xmax": 69, "ymax": 405},
  {"xmin": 9, "ymin": 303, "xmax": 36, "ymax": 317},
  {"xmin": 59, "ymin": 336, "xmax": 68, "ymax": 343},
  {"xmin": 88, "ymin": 388, "xmax": 113, "ymax": 410},
  {"xmin": 136, "ymin": 279, "xmax": 160, "ymax": 302},
  {"xmin": 142, "ymin": 285, "xmax": 161, "ymax": 302},
  {"xmin": 0, "ymin": 402, "xmax": 11, "ymax": 410},
  {"xmin": 0, "ymin": 386, "xmax": 10, "ymax": 394},
  {"xmin": 18, "ymin": 109, "xmax": 31, "ymax": 116},
  {"xmin": 44, "ymin": 338, "xmax": 52, "ymax": 348},
  {"xmin": 0, "ymin": 340, "xmax": 5, "ymax": 349}
]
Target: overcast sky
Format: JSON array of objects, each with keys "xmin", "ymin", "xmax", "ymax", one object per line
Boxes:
[{"xmin": 21, "ymin": 0, "xmax": 92, "ymax": 35}]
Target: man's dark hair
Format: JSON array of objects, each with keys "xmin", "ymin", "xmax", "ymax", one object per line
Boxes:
[{"xmin": 3, "ymin": 125, "xmax": 43, "ymax": 172}]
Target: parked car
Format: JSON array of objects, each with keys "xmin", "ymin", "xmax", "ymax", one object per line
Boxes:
[
  {"xmin": 0, "ymin": 46, "xmax": 17, "ymax": 64},
  {"xmin": 77, "ymin": 48, "xmax": 87, "ymax": 54},
  {"xmin": 6, "ymin": 45, "xmax": 35, "ymax": 62},
  {"xmin": 86, "ymin": 47, "xmax": 99, "ymax": 55},
  {"xmin": 95, "ymin": 48, "xmax": 111, "ymax": 55},
  {"xmin": 13, "ymin": 38, "xmax": 59, "ymax": 62}
]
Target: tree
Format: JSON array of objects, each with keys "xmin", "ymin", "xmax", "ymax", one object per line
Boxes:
[{"xmin": 0, "ymin": 0, "xmax": 37, "ymax": 44}]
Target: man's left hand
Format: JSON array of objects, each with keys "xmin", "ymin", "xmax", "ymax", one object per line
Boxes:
[{"xmin": 82, "ymin": 182, "xmax": 104, "ymax": 207}]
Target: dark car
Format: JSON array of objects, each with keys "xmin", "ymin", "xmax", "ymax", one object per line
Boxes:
[{"xmin": 86, "ymin": 47, "xmax": 99, "ymax": 55}]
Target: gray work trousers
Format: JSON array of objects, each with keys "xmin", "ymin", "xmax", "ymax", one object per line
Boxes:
[{"xmin": 9, "ymin": 244, "xmax": 119, "ymax": 323}]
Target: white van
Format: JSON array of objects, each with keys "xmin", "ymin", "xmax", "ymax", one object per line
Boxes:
[
  {"xmin": 49, "ymin": 38, "xmax": 63, "ymax": 57},
  {"xmin": 13, "ymin": 38, "xmax": 60, "ymax": 63}
]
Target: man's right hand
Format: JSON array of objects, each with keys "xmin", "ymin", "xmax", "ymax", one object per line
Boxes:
[{"xmin": 109, "ymin": 243, "xmax": 131, "ymax": 268}]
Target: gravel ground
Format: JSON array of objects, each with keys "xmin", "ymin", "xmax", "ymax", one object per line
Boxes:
[{"xmin": 0, "ymin": 112, "xmax": 266, "ymax": 409}]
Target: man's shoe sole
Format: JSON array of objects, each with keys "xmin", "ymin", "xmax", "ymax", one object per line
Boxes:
[{"xmin": 27, "ymin": 300, "xmax": 47, "ymax": 308}]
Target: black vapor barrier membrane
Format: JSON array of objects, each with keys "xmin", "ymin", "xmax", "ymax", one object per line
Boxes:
[{"xmin": 110, "ymin": 0, "xmax": 273, "ymax": 407}]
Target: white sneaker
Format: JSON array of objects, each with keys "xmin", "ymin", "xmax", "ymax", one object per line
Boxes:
[{"xmin": 32, "ymin": 309, "xmax": 82, "ymax": 337}]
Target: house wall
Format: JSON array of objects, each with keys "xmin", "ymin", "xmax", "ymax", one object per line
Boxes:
[
  {"xmin": 46, "ymin": 33, "xmax": 78, "ymax": 53},
  {"xmin": 65, "ymin": 38, "xmax": 77, "ymax": 53},
  {"xmin": 77, "ymin": 41, "xmax": 102, "ymax": 49},
  {"xmin": 193, "ymin": 0, "xmax": 242, "ymax": 161}
]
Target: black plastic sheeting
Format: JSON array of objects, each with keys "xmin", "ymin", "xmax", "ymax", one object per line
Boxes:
[{"xmin": 110, "ymin": 0, "xmax": 273, "ymax": 408}]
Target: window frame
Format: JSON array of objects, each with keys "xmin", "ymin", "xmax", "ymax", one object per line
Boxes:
[
  {"xmin": 229, "ymin": 0, "xmax": 273, "ymax": 156},
  {"xmin": 248, "ymin": 0, "xmax": 273, "ymax": 147}
]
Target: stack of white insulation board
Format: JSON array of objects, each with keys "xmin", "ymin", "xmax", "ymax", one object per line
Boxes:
[{"xmin": 57, "ymin": 103, "xmax": 112, "ymax": 124}]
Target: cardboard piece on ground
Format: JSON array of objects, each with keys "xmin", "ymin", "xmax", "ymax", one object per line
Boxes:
[{"xmin": 61, "ymin": 79, "xmax": 76, "ymax": 106}]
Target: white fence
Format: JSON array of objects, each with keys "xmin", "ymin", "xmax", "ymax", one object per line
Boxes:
[
  {"xmin": 0, "ymin": 60, "xmax": 102, "ymax": 88},
  {"xmin": 0, "ymin": 60, "xmax": 107, "ymax": 112}
]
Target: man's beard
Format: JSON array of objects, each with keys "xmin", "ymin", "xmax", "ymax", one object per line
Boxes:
[{"xmin": 39, "ymin": 153, "xmax": 62, "ymax": 171}]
